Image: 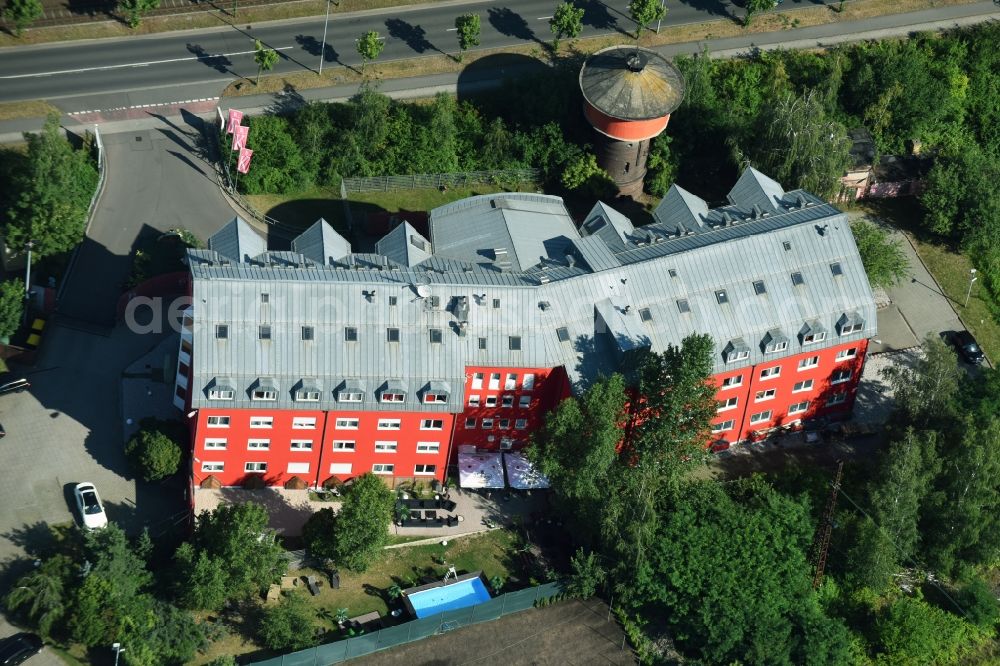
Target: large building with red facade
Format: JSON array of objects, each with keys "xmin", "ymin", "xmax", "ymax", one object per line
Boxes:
[{"xmin": 175, "ymin": 167, "xmax": 876, "ymax": 490}]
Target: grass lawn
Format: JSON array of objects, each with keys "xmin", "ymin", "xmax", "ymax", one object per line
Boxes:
[{"xmin": 857, "ymin": 198, "xmax": 1000, "ymax": 363}]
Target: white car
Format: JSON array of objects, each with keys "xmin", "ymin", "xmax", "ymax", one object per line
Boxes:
[{"xmin": 73, "ymin": 482, "xmax": 108, "ymax": 530}]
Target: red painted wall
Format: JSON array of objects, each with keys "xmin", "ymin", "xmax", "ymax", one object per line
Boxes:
[{"xmin": 583, "ymin": 103, "xmax": 670, "ymax": 141}]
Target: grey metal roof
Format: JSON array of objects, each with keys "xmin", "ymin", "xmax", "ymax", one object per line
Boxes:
[
  {"xmin": 727, "ymin": 167, "xmax": 786, "ymax": 213},
  {"xmin": 208, "ymin": 217, "xmax": 267, "ymax": 263},
  {"xmin": 652, "ymin": 184, "xmax": 710, "ymax": 232},
  {"xmin": 582, "ymin": 201, "xmax": 634, "ymax": 249},
  {"xmin": 187, "ymin": 169, "xmax": 877, "ymax": 408},
  {"xmin": 375, "ymin": 221, "xmax": 432, "ymax": 267},
  {"xmin": 291, "ymin": 218, "xmax": 351, "ymax": 265},
  {"xmin": 579, "ymin": 46, "xmax": 686, "ymax": 120}
]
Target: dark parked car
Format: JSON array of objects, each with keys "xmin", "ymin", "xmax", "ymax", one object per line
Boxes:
[
  {"xmin": 949, "ymin": 330, "xmax": 985, "ymax": 365},
  {"xmin": 0, "ymin": 633, "xmax": 43, "ymax": 665}
]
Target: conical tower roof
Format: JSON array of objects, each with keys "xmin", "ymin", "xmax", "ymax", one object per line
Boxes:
[{"xmin": 579, "ymin": 46, "xmax": 685, "ymax": 121}]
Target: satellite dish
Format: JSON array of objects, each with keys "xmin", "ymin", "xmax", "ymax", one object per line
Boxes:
[{"xmin": 415, "ymin": 284, "xmax": 431, "ymax": 299}]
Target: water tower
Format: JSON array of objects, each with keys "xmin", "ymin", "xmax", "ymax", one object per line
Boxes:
[{"xmin": 579, "ymin": 46, "xmax": 685, "ymax": 198}]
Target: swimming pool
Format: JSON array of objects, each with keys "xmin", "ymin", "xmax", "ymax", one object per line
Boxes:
[{"xmin": 403, "ymin": 573, "xmax": 492, "ymax": 618}]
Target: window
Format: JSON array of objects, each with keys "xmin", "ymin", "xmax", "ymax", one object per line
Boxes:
[
  {"xmin": 793, "ymin": 379, "xmax": 814, "ymax": 393},
  {"xmin": 204, "ymin": 438, "xmax": 227, "ymax": 450},
  {"xmin": 339, "ymin": 391, "xmax": 363, "ymax": 403},
  {"xmin": 755, "ymin": 388, "xmax": 776, "ymax": 402},
  {"xmin": 215, "ymin": 324, "xmax": 229, "ymax": 339},
  {"xmin": 831, "ymin": 369, "xmax": 852, "ymax": 384},
  {"xmin": 718, "ymin": 396, "xmax": 738, "ymax": 411},
  {"xmin": 759, "ymin": 366, "xmax": 781, "ymax": 380},
  {"xmin": 344, "ymin": 327, "xmax": 357, "ymax": 342},
  {"xmin": 416, "ymin": 442, "xmax": 440, "ymax": 454},
  {"xmin": 293, "ymin": 417, "xmax": 317, "ymax": 429},
  {"xmin": 798, "ymin": 356, "xmax": 819, "ymax": 370},
  {"xmin": 245, "ymin": 462, "xmax": 267, "ymax": 472},
  {"xmin": 716, "ymin": 290, "xmax": 729, "ymax": 304},
  {"xmin": 295, "ymin": 389, "xmax": 320, "ymax": 402},
  {"xmin": 752, "ymin": 280, "xmax": 767, "ymax": 295},
  {"xmin": 251, "ymin": 388, "xmax": 277, "ymax": 401},
  {"xmin": 429, "ymin": 328, "xmax": 442, "ymax": 344},
  {"xmin": 505, "ymin": 374, "xmax": 517, "ymax": 390},
  {"xmin": 423, "ymin": 393, "xmax": 448, "ymax": 404},
  {"xmin": 247, "ymin": 439, "xmax": 270, "ymax": 450},
  {"xmin": 420, "ymin": 419, "xmax": 444, "ymax": 430},
  {"xmin": 802, "ymin": 332, "xmax": 826, "ymax": 345},
  {"xmin": 381, "ymin": 392, "xmax": 405, "ymax": 403},
  {"xmin": 335, "ymin": 418, "xmax": 358, "ymax": 430},
  {"xmin": 415, "ymin": 464, "xmax": 436, "ymax": 475},
  {"xmin": 465, "ymin": 418, "xmax": 476, "ymax": 429},
  {"xmin": 377, "ymin": 419, "xmax": 401, "ymax": 430},
  {"xmin": 556, "ymin": 327, "xmax": 570, "ymax": 342},
  {"xmin": 468, "ymin": 395, "xmax": 481, "ymax": 407},
  {"xmin": 250, "ymin": 416, "xmax": 273, "ymax": 429},
  {"xmin": 333, "ymin": 441, "xmax": 356, "ymax": 451},
  {"xmin": 385, "ymin": 328, "xmax": 401, "ymax": 344},
  {"xmin": 290, "ymin": 440, "xmax": 313, "ymax": 451},
  {"xmin": 428, "ymin": 295, "xmax": 440, "ymax": 309},
  {"xmin": 727, "ymin": 348, "xmax": 750, "ymax": 363},
  {"xmin": 478, "ymin": 337, "xmax": 488, "ymax": 350},
  {"xmin": 676, "ymin": 299, "xmax": 690, "ymax": 314},
  {"xmin": 509, "ymin": 336, "xmax": 522, "ymax": 351},
  {"xmin": 485, "ymin": 396, "xmax": 498, "ymax": 407},
  {"xmin": 201, "ymin": 461, "xmax": 224, "ymax": 472},
  {"xmin": 750, "ymin": 410, "xmax": 772, "ymax": 425},
  {"xmin": 788, "ymin": 401, "xmax": 810, "ymax": 415},
  {"xmin": 830, "ymin": 262, "xmax": 843, "ymax": 277},
  {"xmin": 287, "ymin": 462, "xmax": 310, "ymax": 474},
  {"xmin": 711, "ymin": 420, "xmax": 735, "ymax": 433},
  {"xmin": 827, "ymin": 392, "xmax": 848, "ymax": 406},
  {"xmin": 501, "ymin": 395, "xmax": 514, "ymax": 408},
  {"xmin": 765, "ymin": 340, "xmax": 788, "ymax": 354},
  {"xmin": 330, "ymin": 463, "xmax": 353, "ymax": 475},
  {"xmin": 207, "ymin": 415, "xmax": 230, "ymax": 427},
  {"xmin": 375, "ymin": 441, "xmax": 397, "ymax": 452},
  {"xmin": 472, "ymin": 373, "xmax": 484, "ymax": 389},
  {"xmin": 721, "ymin": 375, "xmax": 743, "ymax": 389},
  {"xmin": 522, "ymin": 374, "xmax": 535, "ymax": 390},
  {"xmin": 639, "ymin": 308, "xmax": 653, "ymax": 321},
  {"xmin": 482, "ymin": 418, "xmax": 494, "ymax": 429},
  {"xmin": 791, "ymin": 272, "xmax": 804, "ymax": 286},
  {"xmin": 492, "ymin": 298, "xmax": 501, "ymax": 309},
  {"xmin": 489, "ymin": 373, "xmax": 501, "ymax": 390},
  {"xmin": 668, "ymin": 268, "xmax": 678, "ymax": 278},
  {"xmin": 515, "ymin": 419, "xmax": 528, "ymax": 429},
  {"xmin": 301, "ymin": 326, "xmax": 314, "ymax": 341},
  {"xmin": 840, "ymin": 322, "xmax": 864, "ymax": 335},
  {"xmin": 208, "ymin": 388, "xmax": 234, "ymax": 400},
  {"xmin": 782, "ymin": 241, "xmax": 792, "ymax": 251},
  {"xmin": 836, "ymin": 347, "xmax": 858, "ymax": 361},
  {"xmin": 518, "ymin": 395, "xmax": 531, "ymax": 408},
  {"xmin": 389, "ymin": 296, "xmax": 398, "ymax": 306},
  {"xmin": 372, "ymin": 463, "xmax": 394, "ymax": 475},
  {"xmin": 261, "ymin": 293, "xmax": 269, "ymax": 304},
  {"xmin": 259, "ymin": 325, "xmax": 271, "ymax": 340},
  {"xmin": 499, "ymin": 419, "xmax": 511, "ymax": 429}
]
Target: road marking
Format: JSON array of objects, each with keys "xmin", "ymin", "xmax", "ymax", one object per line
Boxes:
[
  {"xmin": 67, "ymin": 96, "xmax": 220, "ymax": 116},
  {"xmin": 537, "ymin": 16, "xmax": 553, "ymax": 20},
  {"xmin": 446, "ymin": 27, "xmax": 457, "ymax": 31},
  {"xmin": 0, "ymin": 47, "xmax": 294, "ymax": 80}
]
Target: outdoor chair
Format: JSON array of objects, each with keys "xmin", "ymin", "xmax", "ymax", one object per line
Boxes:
[{"xmin": 425, "ymin": 510, "xmax": 437, "ymax": 521}]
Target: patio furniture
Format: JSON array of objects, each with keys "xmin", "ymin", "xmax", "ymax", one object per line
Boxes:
[
  {"xmin": 419, "ymin": 499, "xmax": 435, "ymax": 510},
  {"xmin": 330, "ymin": 571, "xmax": 340, "ymax": 589},
  {"xmin": 436, "ymin": 514, "xmax": 445, "ymax": 525},
  {"xmin": 441, "ymin": 500, "xmax": 457, "ymax": 512},
  {"xmin": 425, "ymin": 510, "xmax": 437, "ymax": 521},
  {"xmin": 305, "ymin": 576, "xmax": 320, "ymax": 596},
  {"xmin": 420, "ymin": 513, "xmax": 428, "ymax": 524},
  {"xmin": 446, "ymin": 515, "xmax": 457, "ymax": 527},
  {"xmin": 410, "ymin": 510, "xmax": 421, "ymax": 521}
]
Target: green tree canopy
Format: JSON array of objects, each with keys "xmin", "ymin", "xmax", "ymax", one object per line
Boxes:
[
  {"xmin": 850, "ymin": 219, "xmax": 910, "ymax": 289},
  {"xmin": 874, "ymin": 595, "xmax": 973, "ymax": 666},
  {"xmin": 0, "ymin": 278, "xmax": 24, "ymax": 339},
  {"xmin": 880, "ymin": 334, "xmax": 961, "ymax": 429},
  {"xmin": 117, "ymin": 0, "xmax": 159, "ymax": 28},
  {"xmin": 258, "ymin": 592, "xmax": 316, "ymax": 651},
  {"xmin": 627, "ymin": 0, "xmax": 665, "ymax": 37},
  {"xmin": 302, "ymin": 507, "xmax": 338, "ymax": 562},
  {"xmin": 192, "ymin": 501, "xmax": 287, "ymax": 598},
  {"xmin": 743, "ymin": 0, "xmax": 774, "ymax": 26},
  {"xmin": 3, "ymin": 0, "xmax": 43, "ymax": 35},
  {"xmin": 560, "ymin": 153, "xmax": 615, "ymax": 198},
  {"xmin": 356, "ymin": 30, "xmax": 384, "ymax": 73},
  {"xmin": 5, "ymin": 554, "xmax": 73, "ymax": 638},
  {"xmin": 253, "ymin": 39, "xmax": 280, "ymax": 85},
  {"xmin": 172, "ymin": 542, "xmax": 228, "ymax": 611},
  {"xmin": 454, "ymin": 14, "xmax": 480, "ymax": 60},
  {"xmin": 549, "ymin": 2, "xmax": 584, "ymax": 49},
  {"xmin": 124, "ymin": 418, "xmax": 183, "ymax": 482},
  {"xmin": 328, "ymin": 473, "xmax": 394, "ymax": 571},
  {"xmin": 241, "ymin": 115, "xmax": 310, "ymax": 194},
  {"xmin": 565, "ymin": 548, "xmax": 606, "ymax": 599}
]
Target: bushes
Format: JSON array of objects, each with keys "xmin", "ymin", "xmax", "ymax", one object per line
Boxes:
[
  {"xmin": 258, "ymin": 592, "xmax": 316, "ymax": 651},
  {"xmin": 125, "ymin": 418, "xmax": 184, "ymax": 482}
]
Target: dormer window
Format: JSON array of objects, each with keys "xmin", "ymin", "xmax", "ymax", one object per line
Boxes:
[
  {"xmin": 337, "ymin": 380, "xmax": 365, "ymax": 403},
  {"xmin": 422, "ymin": 381, "xmax": 450, "ymax": 405},
  {"xmin": 800, "ymin": 320, "xmax": 827, "ymax": 346},
  {"xmin": 208, "ymin": 379, "xmax": 235, "ymax": 401},
  {"xmin": 837, "ymin": 312, "xmax": 865, "ymax": 336},
  {"xmin": 380, "ymin": 380, "xmax": 407, "ymax": 404},
  {"xmin": 763, "ymin": 329, "xmax": 789, "ymax": 354},
  {"xmin": 724, "ymin": 338, "xmax": 750, "ymax": 364},
  {"xmin": 252, "ymin": 388, "xmax": 277, "ymax": 401}
]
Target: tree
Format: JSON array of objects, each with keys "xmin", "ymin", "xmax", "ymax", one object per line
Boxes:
[
  {"xmin": 645, "ymin": 133, "xmax": 676, "ymax": 197},
  {"xmin": 172, "ymin": 542, "xmax": 228, "ymax": 611},
  {"xmin": 743, "ymin": 0, "xmax": 774, "ymax": 26},
  {"xmin": 850, "ymin": 219, "xmax": 910, "ymax": 289},
  {"xmin": 241, "ymin": 115, "xmax": 310, "ymax": 194},
  {"xmin": 356, "ymin": 30, "xmax": 384, "ymax": 74},
  {"xmin": 740, "ymin": 89, "xmax": 851, "ymax": 199},
  {"xmin": 302, "ymin": 507, "xmax": 338, "ymax": 561},
  {"xmin": 117, "ymin": 0, "xmax": 159, "ymax": 28},
  {"xmin": 565, "ymin": 548, "xmax": 605, "ymax": 598},
  {"xmin": 844, "ymin": 515, "xmax": 898, "ymax": 593},
  {"xmin": 0, "ymin": 278, "xmax": 24, "ymax": 339},
  {"xmin": 3, "ymin": 0, "xmax": 43, "ymax": 36},
  {"xmin": 881, "ymin": 334, "xmax": 961, "ymax": 429},
  {"xmin": 253, "ymin": 39, "xmax": 279, "ymax": 85},
  {"xmin": 875, "ymin": 595, "xmax": 972, "ymax": 665},
  {"xmin": 5, "ymin": 554, "xmax": 73, "ymax": 638},
  {"xmin": 454, "ymin": 14, "xmax": 480, "ymax": 62},
  {"xmin": 192, "ymin": 502, "xmax": 286, "ymax": 599},
  {"xmin": 5, "ymin": 113, "xmax": 98, "ymax": 257},
  {"xmin": 560, "ymin": 153, "xmax": 615, "ymax": 198},
  {"xmin": 549, "ymin": 2, "xmax": 584, "ymax": 49},
  {"xmin": 329, "ymin": 473, "xmax": 394, "ymax": 571},
  {"xmin": 258, "ymin": 592, "xmax": 316, "ymax": 651},
  {"xmin": 627, "ymin": 0, "xmax": 665, "ymax": 38},
  {"xmin": 124, "ymin": 419, "xmax": 183, "ymax": 482}
]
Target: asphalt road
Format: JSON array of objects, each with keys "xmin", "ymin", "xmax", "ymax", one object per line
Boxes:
[{"xmin": 0, "ymin": 0, "xmax": 832, "ymax": 109}]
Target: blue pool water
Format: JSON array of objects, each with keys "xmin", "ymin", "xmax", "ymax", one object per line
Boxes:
[{"xmin": 406, "ymin": 577, "xmax": 492, "ymax": 618}]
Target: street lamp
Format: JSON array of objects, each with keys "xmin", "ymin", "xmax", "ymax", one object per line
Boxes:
[
  {"xmin": 655, "ymin": 0, "xmax": 665, "ymax": 33},
  {"xmin": 22, "ymin": 240, "xmax": 33, "ymax": 326},
  {"xmin": 112, "ymin": 643, "xmax": 124, "ymax": 666},
  {"xmin": 965, "ymin": 268, "xmax": 977, "ymax": 307},
  {"xmin": 318, "ymin": 0, "xmax": 340, "ymax": 74}
]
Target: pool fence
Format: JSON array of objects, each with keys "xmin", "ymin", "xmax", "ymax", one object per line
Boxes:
[{"xmin": 249, "ymin": 581, "xmax": 564, "ymax": 665}]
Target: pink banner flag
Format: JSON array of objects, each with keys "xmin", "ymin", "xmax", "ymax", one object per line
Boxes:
[
  {"xmin": 231, "ymin": 124, "xmax": 248, "ymax": 152},
  {"xmin": 226, "ymin": 109, "xmax": 243, "ymax": 134},
  {"xmin": 237, "ymin": 148, "xmax": 253, "ymax": 174}
]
